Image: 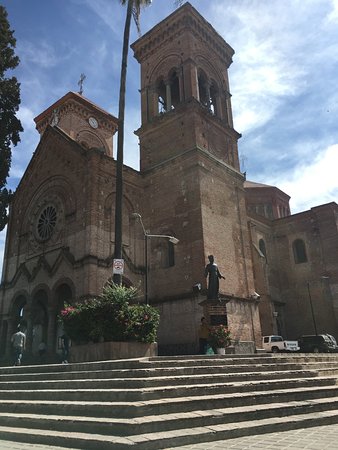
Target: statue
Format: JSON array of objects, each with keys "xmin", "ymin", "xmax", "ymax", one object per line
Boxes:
[{"xmin": 204, "ymin": 255, "xmax": 225, "ymax": 300}]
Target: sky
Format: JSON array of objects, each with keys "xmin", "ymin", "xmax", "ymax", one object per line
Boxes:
[{"xmin": 1, "ymin": 0, "xmax": 338, "ymax": 275}]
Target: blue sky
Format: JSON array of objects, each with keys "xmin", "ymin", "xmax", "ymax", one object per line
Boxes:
[{"xmin": 1, "ymin": 0, "xmax": 338, "ymax": 274}]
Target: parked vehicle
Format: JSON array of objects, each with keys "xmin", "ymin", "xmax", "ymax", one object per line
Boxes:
[
  {"xmin": 262, "ymin": 335, "xmax": 300, "ymax": 353},
  {"xmin": 298, "ymin": 334, "xmax": 336, "ymax": 353},
  {"xmin": 325, "ymin": 334, "xmax": 338, "ymax": 351}
]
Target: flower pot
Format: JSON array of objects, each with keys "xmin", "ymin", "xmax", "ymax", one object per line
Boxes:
[{"xmin": 216, "ymin": 348, "xmax": 225, "ymax": 355}]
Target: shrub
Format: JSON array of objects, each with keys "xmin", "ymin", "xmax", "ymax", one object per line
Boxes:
[
  {"xmin": 59, "ymin": 282, "xmax": 159, "ymax": 344},
  {"xmin": 209, "ymin": 325, "xmax": 231, "ymax": 348},
  {"xmin": 126, "ymin": 304, "xmax": 160, "ymax": 343}
]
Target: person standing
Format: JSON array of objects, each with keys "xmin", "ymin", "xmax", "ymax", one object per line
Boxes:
[
  {"xmin": 11, "ymin": 325, "xmax": 26, "ymax": 366},
  {"xmin": 198, "ymin": 317, "xmax": 210, "ymax": 354},
  {"xmin": 60, "ymin": 334, "xmax": 70, "ymax": 363}
]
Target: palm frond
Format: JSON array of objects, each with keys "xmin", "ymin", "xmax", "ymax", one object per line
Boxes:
[{"xmin": 131, "ymin": 0, "xmax": 152, "ymax": 36}]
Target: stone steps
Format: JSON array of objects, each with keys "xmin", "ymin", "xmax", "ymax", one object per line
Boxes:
[
  {"xmin": 0, "ymin": 368, "xmax": 336, "ymax": 390},
  {"xmin": 0, "ymin": 354, "xmax": 338, "ymax": 448},
  {"xmin": 1, "ymin": 396, "xmax": 338, "ymax": 436},
  {"xmin": 1, "ymin": 410, "xmax": 338, "ymax": 449},
  {"xmin": 2, "ymin": 362, "xmax": 338, "ymax": 383},
  {"xmin": 2, "ymin": 383, "xmax": 338, "ymax": 418},
  {"xmin": 0, "ymin": 375, "xmax": 337, "ymax": 402}
]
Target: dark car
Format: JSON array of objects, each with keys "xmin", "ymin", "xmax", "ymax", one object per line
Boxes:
[{"xmin": 298, "ymin": 334, "xmax": 336, "ymax": 353}]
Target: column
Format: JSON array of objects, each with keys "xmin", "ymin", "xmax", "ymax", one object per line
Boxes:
[
  {"xmin": 47, "ymin": 306, "xmax": 57, "ymax": 355},
  {"xmin": 165, "ymin": 81, "xmax": 172, "ymax": 111},
  {"xmin": 182, "ymin": 59, "xmax": 199, "ymax": 100},
  {"xmin": 25, "ymin": 306, "xmax": 34, "ymax": 353}
]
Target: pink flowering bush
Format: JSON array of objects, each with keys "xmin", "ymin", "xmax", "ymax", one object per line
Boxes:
[
  {"xmin": 59, "ymin": 282, "xmax": 159, "ymax": 344},
  {"xmin": 209, "ymin": 325, "xmax": 231, "ymax": 348},
  {"xmin": 127, "ymin": 304, "xmax": 159, "ymax": 343}
]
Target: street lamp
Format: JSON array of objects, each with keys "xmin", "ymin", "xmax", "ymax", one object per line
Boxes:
[
  {"xmin": 131, "ymin": 213, "xmax": 179, "ymax": 304},
  {"xmin": 306, "ymin": 276, "xmax": 330, "ymax": 336}
]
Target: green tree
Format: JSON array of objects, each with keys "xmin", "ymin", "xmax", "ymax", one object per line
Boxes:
[
  {"xmin": 0, "ymin": 6, "xmax": 23, "ymax": 231},
  {"xmin": 113, "ymin": 0, "xmax": 183, "ymax": 284}
]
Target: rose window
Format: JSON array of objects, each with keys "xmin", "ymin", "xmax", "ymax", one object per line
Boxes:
[{"xmin": 36, "ymin": 205, "xmax": 57, "ymax": 241}]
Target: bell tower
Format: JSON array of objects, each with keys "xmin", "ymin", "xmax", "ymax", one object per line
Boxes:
[
  {"xmin": 132, "ymin": 3, "xmax": 261, "ymax": 346},
  {"xmin": 132, "ymin": 2, "xmax": 240, "ymax": 172}
]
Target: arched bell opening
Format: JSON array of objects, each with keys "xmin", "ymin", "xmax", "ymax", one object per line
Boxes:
[
  {"xmin": 157, "ymin": 78, "xmax": 167, "ymax": 113},
  {"xmin": 156, "ymin": 69, "xmax": 181, "ymax": 115},
  {"xmin": 209, "ymin": 80, "xmax": 219, "ymax": 116},
  {"xmin": 198, "ymin": 70, "xmax": 209, "ymax": 108},
  {"xmin": 169, "ymin": 69, "xmax": 180, "ymax": 110}
]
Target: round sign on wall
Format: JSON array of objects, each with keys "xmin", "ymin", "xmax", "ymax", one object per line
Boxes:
[{"xmin": 113, "ymin": 259, "xmax": 124, "ymax": 274}]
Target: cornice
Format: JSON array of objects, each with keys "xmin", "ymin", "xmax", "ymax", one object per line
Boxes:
[
  {"xmin": 132, "ymin": 3, "xmax": 234, "ymax": 67},
  {"xmin": 34, "ymin": 91, "xmax": 118, "ymax": 135},
  {"xmin": 136, "ymin": 97, "xmax": 241, "ymax": 139},
  {"xmin": 141, "ymin": 144, "xmax": 244, "ymax": 183}
]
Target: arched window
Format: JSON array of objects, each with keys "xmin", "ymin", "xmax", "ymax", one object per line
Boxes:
[
  {"xmin": 169, "ymin": 70, "xmax": 180, "ymax": 110},
  {"xmin": 198, "ymin": 71, "xmax": 209, "ymax": 108},
  {"xmin": 209, "ymin": 81, "xmax": 218, "ymax": 116},
  {"xmin": 152, "ymin": 238, "xmax": 176, "ymax": 269},
  {"xmin": 156, "ymin": 70, "xmax": 181, "ymax": 115},
  {"xmin": 293, "ymin": 239, "xmax": 307, "ymax": 264},
  {"xmin": 259, "ymin": 239, "xmax": 267, "ymax": 262},
  {"xmin": 55, "ymin": 284, "xmax": 73, "ymax": 311},
  {"xmin": 32, "ymin": 289, "xmax": 49, "ymax": 353},
  {"xmin": 157, "ymin": 79, "xmax": 167, "ymax": 113},
  {"xmin": 12, "ymin": 295, "xmax": 27, "ymax": 329},
  {"xmin": 198, "ymin": 72, "xmax": 220, "ymax": 117},
  {"xmin": 168, "ymin": 241, "xmax": 175, "ymax": 267}
]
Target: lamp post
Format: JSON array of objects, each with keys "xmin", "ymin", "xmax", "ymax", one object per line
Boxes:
[{"xmin": 132, "ymin": 213, "xmax": 179, "ymax": 304}]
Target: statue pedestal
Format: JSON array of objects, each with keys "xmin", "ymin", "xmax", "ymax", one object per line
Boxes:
[{"xmin": 199, "ymin": 295, "xmax": 231, "ymax": 326}]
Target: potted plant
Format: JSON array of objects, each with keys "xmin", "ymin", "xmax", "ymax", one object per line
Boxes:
[
  {"xmin": 209, "ymin": 325, "xmax": 231, "ymax": 355},
  {"xmin": 58, "ymin": 283, "xmax": 160, "ymax": 361}
]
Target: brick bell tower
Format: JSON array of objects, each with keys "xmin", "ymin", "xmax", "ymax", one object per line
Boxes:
[{"xmin": 132, "ymin": 3, "xmax": 261, "ymax": 347}]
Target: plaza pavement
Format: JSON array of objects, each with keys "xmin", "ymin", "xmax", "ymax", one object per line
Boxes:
[{"xmin": 1, "ymin": 423, "xmax": 338, "ymax": 449}]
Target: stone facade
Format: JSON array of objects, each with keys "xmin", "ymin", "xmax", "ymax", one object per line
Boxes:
[
  {"xmin": 0, "ymin": 3, "xmax": 337, "ymax": 361},
  {"xmin": 247, "ymin": 182, "xmax": 338, "ymax": 340}
]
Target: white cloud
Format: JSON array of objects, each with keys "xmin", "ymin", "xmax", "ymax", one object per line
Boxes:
[
  {"xmin": 328, "ymin": 0, "xmax": 338, "ymax": 21},
  {"xmin": 19, "ymin": 40, "xmax": 60, "ymax": 69},
  {"xmin": 209, "ymin": 2, "xmax": 309, "ymax": 134},
  {"xmin": 17, "ymin": 106, "xmax": 35, "ymax": 130},
  {"xmin": 270, "ymin": 144, "xmax": 338, "ymax": 212},
  {"xmin": 82, "ymin": 0, "xmax": 124, "ymax": 38}
]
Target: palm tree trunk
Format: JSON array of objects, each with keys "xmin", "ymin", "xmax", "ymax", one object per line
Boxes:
[{"xmin": 113, "ymin": 0, "xmax": 133, "ymax": 284}]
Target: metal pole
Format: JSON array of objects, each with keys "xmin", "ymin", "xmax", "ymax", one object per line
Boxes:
[
  {"xmin": 307, "ymin": 282, "xmax": 318, "ymax": 335},
  {"xmin": 131, "ymin": 213, "xmax": 178, "ymax": 306}
]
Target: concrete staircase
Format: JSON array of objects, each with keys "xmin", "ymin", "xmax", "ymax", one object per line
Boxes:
[{"xmin": 1, "ymin": 354, "xmax": 338, "ymax": 449}]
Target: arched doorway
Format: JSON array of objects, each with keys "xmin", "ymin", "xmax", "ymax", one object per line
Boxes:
[
  {"xmin": 11, "ymin": 294, "xmax": 28, "ymax": 330},
  {"xmin": 54, "ymin": 283, "xmax": 73, "ymax": 355},
  {"xmin": 31, "ymin": 289, "xmax": 49, "ymax": 355}
]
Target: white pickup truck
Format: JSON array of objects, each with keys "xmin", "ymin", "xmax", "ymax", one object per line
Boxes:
[{"xmin": 262, "ymin": 335, "xmax": 300, "ymax": 353}]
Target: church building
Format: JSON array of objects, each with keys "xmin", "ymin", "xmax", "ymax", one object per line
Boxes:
[{"xmin": 1, "ymin": 3, "xmax": 337, "ymax": 361}]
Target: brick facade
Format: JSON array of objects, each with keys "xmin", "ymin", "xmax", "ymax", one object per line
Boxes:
[{"xmin": 0, "ymin": 4, "xmax": 337, "ymax": 360}]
